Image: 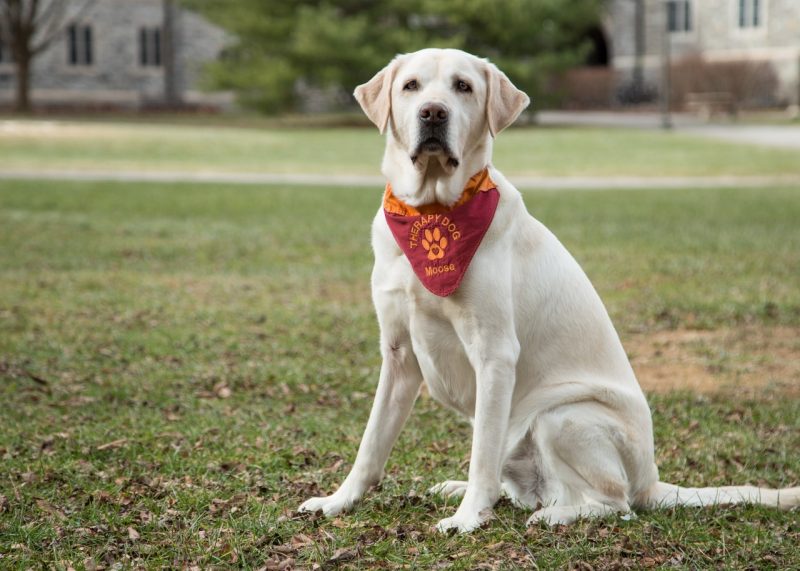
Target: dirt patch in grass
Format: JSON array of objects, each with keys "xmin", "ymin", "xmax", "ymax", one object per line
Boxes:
[{"xmin": 625, "ymin": 326, "xmax": 800, "ymax": 395}]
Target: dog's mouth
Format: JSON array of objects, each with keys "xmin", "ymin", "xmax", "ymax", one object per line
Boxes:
[{"xmin": 411, "ymin": 137, "xmax": 460, "ymax": 169}]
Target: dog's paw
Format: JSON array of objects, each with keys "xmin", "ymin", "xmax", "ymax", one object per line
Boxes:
[
  {"xmin": 428, "ymin": 480, "xmax": 468, "ymax": 499},
  {"xmin": 298, "ymin": 493, "xmax": 354, "ymax": 517},
  {"xmin": 526, "ymin": 506, "xmax": 586, "ymax": 526},
  {"xmin": 435, "ymin": 508, "xmax": 493, "ymax": 533}
]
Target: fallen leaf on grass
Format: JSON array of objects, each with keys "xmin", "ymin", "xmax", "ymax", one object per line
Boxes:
[
  {"xmin": 214, "ymin": 382, "xmax": 232, "ymax": 399},
  {"xmin": 270, "ymin": 545, "xmax": 297, "ymax": 555},
  {"xmin": 127, "ymin": 526, "xmax": 140, "ymax": 541},
  {"xmin": 291, "ymin": 533, "xmax": 315, "ymax": 548},
  {"xmin": 97, "ymin": 438, "xmax": 128, "ymax": 451},
  {"xmin": 25, "ymin": 370, "xmax": 49, "ymax": 386},
  {"xmin": 35, "ymin": 498, "xmax": 67, "ymax": 521},
  {"xmin": 327, "ymin": 548, "xmax": 357, "ymax": 565},
  {"xmin": 259, "ymin": 557, "xmax": 295, "ymax": 571}
]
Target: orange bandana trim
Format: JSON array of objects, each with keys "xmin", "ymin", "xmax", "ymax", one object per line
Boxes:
[
  {"xmin": 383, "ymin": 168, "xmax": 500, "ymax": 297},
  {"xmin": 382, "ymin": 167, "xmax": 497, "ymax": 216}
]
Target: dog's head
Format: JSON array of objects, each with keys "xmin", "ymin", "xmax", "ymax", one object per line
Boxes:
[{"xmin": 354, "ymin": 49, "xmax": 529, "ymax": 178}]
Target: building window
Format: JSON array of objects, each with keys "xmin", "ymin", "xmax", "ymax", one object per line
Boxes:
[
  {"xmin": 667, "ymin": 0, "xmax": 692, "ymax": 33},
  {"xmin": 67, "ymin": 24, "xmax": 93, "ymax": 66},
  {"xmin": 0, "ymin": 39, "xmax": 14, "ymax": 63},
  {"xmin": 139, "ymin": 27, "xmax": 162, "ymax": 67},
  {"xmin": 738, "ymin": 0, "xmax": 762, "ymax": 28}
]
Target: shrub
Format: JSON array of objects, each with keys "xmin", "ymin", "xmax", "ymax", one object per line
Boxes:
[
  {"xmin": 670, "ymin": 54, "xmax": 780, "ymax": 109},
  {"xmin": 552, "ymin": 66, "xmax": 617, "ymax": 110}
]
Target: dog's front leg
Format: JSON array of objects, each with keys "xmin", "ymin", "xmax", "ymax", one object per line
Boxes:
[
  {"xmin": 437, "ymin": 329, "xmax": 519, "ymax": 533},
  {"xmin": 299, "ymin": 337, "xmax": 423, "ymax": 517}
]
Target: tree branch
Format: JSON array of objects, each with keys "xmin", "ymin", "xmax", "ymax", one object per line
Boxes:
[
  {"xmin": 32, "ymin": 0, "xmax": 95, "ymax": 55},
  {"xmin": 24, "ymin": 0, "xmax": 38, "ymax": 33},
  {"xmin": 32, "ymin": 0, "xmax": 61, "ymax": 31}
]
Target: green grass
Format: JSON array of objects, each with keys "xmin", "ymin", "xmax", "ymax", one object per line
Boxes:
[
  {"xmin": 1, "ymin": 179, "xmax": 799, "ymax": 568},
  {"xmin": 2, "ymin": 120, "xmax": 800, "ymax": 177}
]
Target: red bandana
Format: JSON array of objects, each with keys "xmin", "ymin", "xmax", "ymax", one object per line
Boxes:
[{"xmin": 383, "ymin": 168, "xmax": 500, "ymax": 297}]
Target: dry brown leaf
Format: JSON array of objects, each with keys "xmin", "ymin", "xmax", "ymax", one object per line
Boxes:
[
  {"xmin": 97, "ymin": 438, "xmax": 128, "ymax": 451},
  {"xmin": 127, "ymin": 526, "xmax": 140, "ymax": 541},
  {"xmin": 291, "ymin": 533, "xmax": 314, "ymax": 547},
  {"xmin": 213, "ymin": 381, "xmax": 232, "ymax": 398},
  {"xmin": 35, "ymin": 499, "xmax": 67, "ymax": 521},
  {"xmin": 328, "ymin": 548, "xmax": 357, "ymax": 564}
]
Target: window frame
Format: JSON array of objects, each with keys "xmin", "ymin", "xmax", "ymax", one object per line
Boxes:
[
  {"xmin": 66, "ymin": 23, "xmax": 94, "ymax": 67},
  {"xmin": 138, "ymin": 26, "xmax": 163, "ymax": 68},
  {"xmin": 667, "ymin": 0, "xmax": 693, "ymax": 34},
  {"xmin": 733, "ymin": 0, "xmax": 768, "ymax": 35}
]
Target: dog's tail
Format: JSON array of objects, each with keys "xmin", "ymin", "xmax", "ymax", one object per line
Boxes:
[{"xmin": 640, "ymin": 481, "xmax": 800, "ymax": 510}]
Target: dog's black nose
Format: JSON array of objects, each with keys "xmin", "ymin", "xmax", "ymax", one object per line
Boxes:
[{"xmin": 419, "ymin": 103, "xmax": 449, "ymax": 125}]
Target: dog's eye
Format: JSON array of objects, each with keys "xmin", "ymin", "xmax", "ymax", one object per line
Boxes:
[
  {"xmin": 455, "ymin": 80, "xmax": 472, "ymax": 93},
  {"xmin": 403, "ymin": 80, "xmax": 418, "ymax": 91}
]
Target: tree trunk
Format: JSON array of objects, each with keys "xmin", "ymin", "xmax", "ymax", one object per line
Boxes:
[
  {"xmin": 163, "ymin": 0, "xmax": 180, "ymax": 107},
  {"xmin": 633, "ymin": 0, "xmax": 644, "ymax": 90},
  {"xmin": 15, "ymin": 53, "xmax": 31, "ymax": 113}
]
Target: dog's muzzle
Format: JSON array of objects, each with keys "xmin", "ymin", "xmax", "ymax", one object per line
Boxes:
[{"xmin": 411, "ymin": 103, "xmax": 459, "ymax": 168}]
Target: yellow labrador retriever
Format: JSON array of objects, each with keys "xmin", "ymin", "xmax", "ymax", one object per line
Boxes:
[{"xmin": 299, "ymin": 48, "xmax": 799, "ymax": 532}]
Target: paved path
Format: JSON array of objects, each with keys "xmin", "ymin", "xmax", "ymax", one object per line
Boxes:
[
  {"xmin": 683, "ymin": 124, "xmax": 800, "ymax": 150},
  {"xmin": 538, "ymin": 110, "xmax": 800, "ymax": 150},
  {"xmin": 1, "ymin": 168, "xmax": 799, "ymax": 190}
]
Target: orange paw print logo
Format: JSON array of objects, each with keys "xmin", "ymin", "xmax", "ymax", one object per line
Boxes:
[{"xmin": 422, "ymin": 227, "xmax": 448, "ymax": 260}]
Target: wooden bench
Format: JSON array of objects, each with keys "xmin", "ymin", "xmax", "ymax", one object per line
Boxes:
[{"xmin": 686, "ymin": 92, "xmax": 737, "ymax": 120}]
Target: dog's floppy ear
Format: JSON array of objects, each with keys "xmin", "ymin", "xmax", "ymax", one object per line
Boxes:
[
  {"xmin": 485, "ymin": 62, "xmax": 530, "ymax": 137},
  {"xmin": 354, "ymin": 57, "xmax": 402, "ymax": 134}
]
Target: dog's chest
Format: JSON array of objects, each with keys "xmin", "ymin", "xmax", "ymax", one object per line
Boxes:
[
  {"xmin": 410, "ymin": 309, "xmax": 477, "ymax": 417},
  {"xmin": 381, "ymin": 255, "xmax": 478, "ymax": 417}
]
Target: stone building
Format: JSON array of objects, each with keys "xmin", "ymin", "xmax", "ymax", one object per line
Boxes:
[
  {"xmin": 0, "ymin": 0, "xmax": 231, "ymax": 109},
  {"xmin": 608, "ymin": 0, "xmax": 800, "ymax": 106}
]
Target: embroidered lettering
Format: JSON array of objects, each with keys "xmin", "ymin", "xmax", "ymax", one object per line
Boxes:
[
  {"xmin": 425, "ymin": 263, "xmax": 457, "ymax": 277},
  {"xmin": 440, "ymin": 217, "xmax": 461, "ymax": 240}
]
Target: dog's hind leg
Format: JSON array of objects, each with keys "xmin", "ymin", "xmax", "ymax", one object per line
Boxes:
[
  {"xmin": 522, "ymin": 402, "xmax": 641, "ymax": 526},
  {"xmin": 500, "ymin": 429, "xmax": 547, "ymax": 509},
  {"xmin": 428, "ymin": 480, "xmax": 468, "ymax": 499}
]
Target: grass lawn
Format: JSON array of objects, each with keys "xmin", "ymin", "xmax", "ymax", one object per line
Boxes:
[
  {"xmin": 2, "ymin": 120, "xmax": 800, "ymax": 178},
  {"xmin": 1, "ymin": 179, "xmax": 799, "ymax": 569}
]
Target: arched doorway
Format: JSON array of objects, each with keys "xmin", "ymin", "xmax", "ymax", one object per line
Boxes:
[{"xmin": 585, "ymin": 26, "xmax": 610, "ymax": 67}]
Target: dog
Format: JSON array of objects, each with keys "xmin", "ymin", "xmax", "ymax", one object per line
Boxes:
[{"xmin": 299, "ymin": 48, "xmax": 799, "ymax": 532}]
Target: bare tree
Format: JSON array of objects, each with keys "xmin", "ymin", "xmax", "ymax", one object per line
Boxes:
[
  {"xmin": 162, "ymin": 0, "xmax": 181, "ymax": 107},
  {"xmin": 0, "ymin": 0, "xmax": 94, "ymax": 112}
]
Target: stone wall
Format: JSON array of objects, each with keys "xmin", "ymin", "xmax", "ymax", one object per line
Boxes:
[
  {"xmin": 609, "ymin": 0, "xmax": 800, "ymax": 104},
  {"xmin": 0, "ymin": 0, "xmax": 232, "ymax": 108}
]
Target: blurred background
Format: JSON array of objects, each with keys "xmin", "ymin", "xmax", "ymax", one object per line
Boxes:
[{"xmin": 1, "ymin": 0, "xmax": 798, "ymax": 119}]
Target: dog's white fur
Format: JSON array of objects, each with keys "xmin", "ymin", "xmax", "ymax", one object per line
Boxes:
[{"xmin": 299, "ymin": 48, "xmax": 800, "ymax": 532}]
